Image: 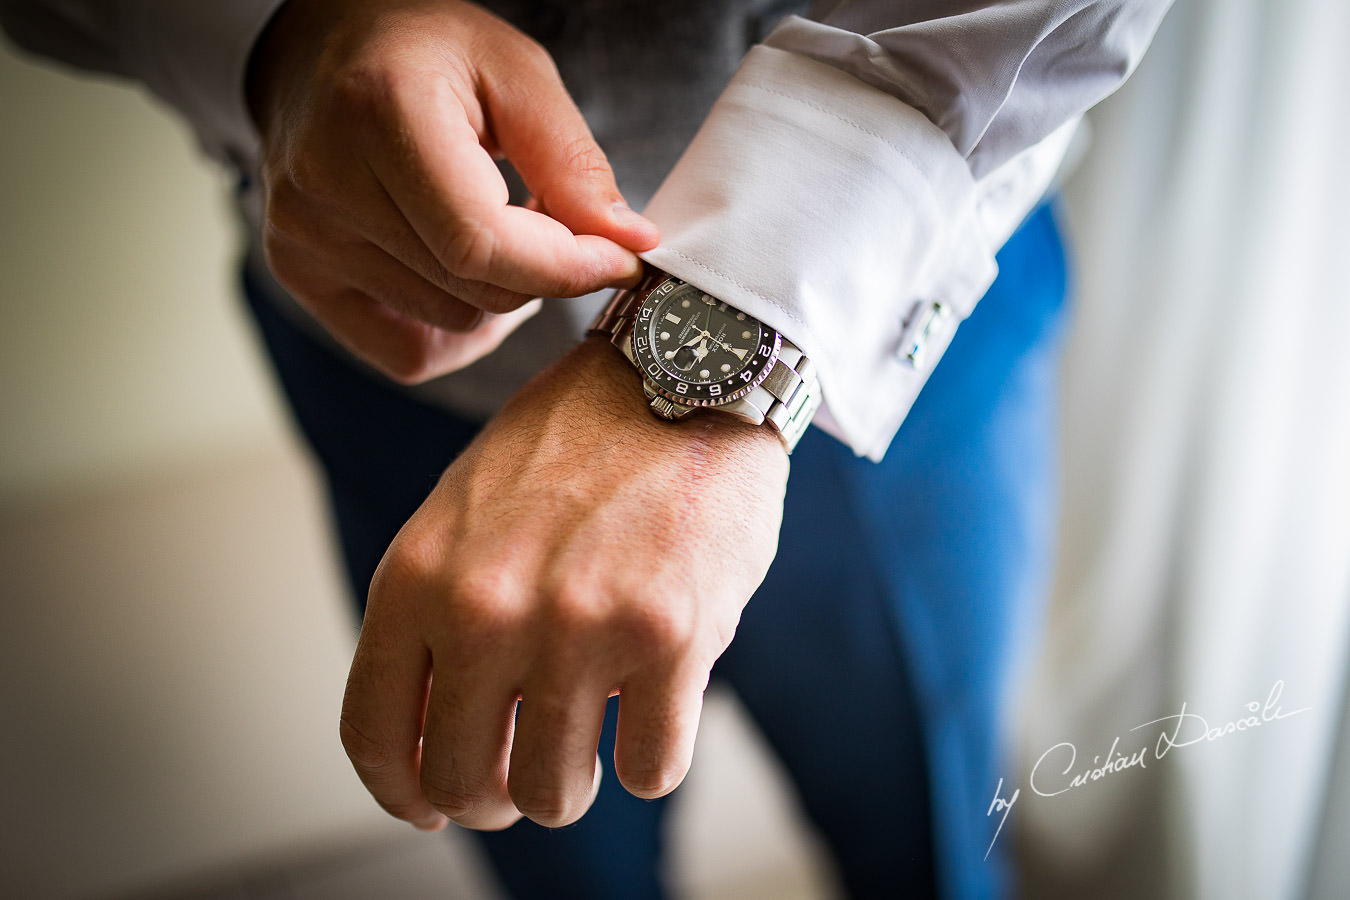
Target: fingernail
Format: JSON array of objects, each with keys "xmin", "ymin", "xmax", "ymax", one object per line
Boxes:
[
  {"xmin": 607, "ymin": 255, "xmax": 646, "ymax": 289},
  {"xmin": 610, "ymin": 202, "xmax": 659, "ymax": 239}
]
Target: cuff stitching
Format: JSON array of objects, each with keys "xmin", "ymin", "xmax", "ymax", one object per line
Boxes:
[
  {"xmin": 662, "ymin": 249, "xmax": 808, "ymax": 330},
  {"xmin": 740, "ymin": 79, "xmax": 930, "ymax": 178},
  {"xmin": 738, "ymin": 77, "xmax": 955, "ymax": 243}
]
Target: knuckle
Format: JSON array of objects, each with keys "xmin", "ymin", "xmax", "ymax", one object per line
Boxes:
[
  {"xmin": 466, "ymin": 285, "xmax": 527, "ymax": 316},
  {"xmin": 328, "ymin": 62, "xmax": 425, "ymax": 154},
  {"xmin": 374, "ymin": 339, "xmax": 444, "ymax": 386},
  {"xmin": 509, "ymin": 785, "xmax": 576, "ymax": 828},
  {"xmin": 259, "ymin": 234, "xmax": 305, "ymax": 295},
  {"xmin": 545, "ymin": 577, "xmax": 607, "ymax": 637},
  {"xmin": 534, "ymin": 137, "xmax": 614, "ymax": 224},
  {"xmin": 506, "ymin": 33, "xmax": 557, "ymax": 79},
  {"xmin": 262, "ymin": 186, "xmax": 313, "ymax": 245},
  {"xmin": 558, "ymin": 135, "xmax": 612, "ymax": 182},
  {"xmin": 283, "ymin": 153, "xmax": 335, "ymax": 204},
  {"xmin": 330, "ymin": 62, "xmax": 399, "ymax": 118},
  {"xmin": 436, "ymin": 223, "xmax": 497, "ymax": 281},
  {"xmin": 420, "ymin": 771, "xmax": 491, "ymax": 820},
  {"xmin": 453, "ymin": 568, "xmax": 520, "ymax": 609},
  {"xmin": 378, "ymin": 362, "xmax": 433, "ymax": 387},
  {"xmin": 443, "ymin": 570, "xmax": 526, "ymax": 646},
  {"xmin": 439, "ymin": 302, "xmax": 487, "ymax": 332},
  {"xmin": 372, "ymin": 526, "xmax": 443, "ymax": 595},
  {"xmin": 616, "ymin": 599, "xmax": 697, "ymax": 655},
  {"xmin": 339, "ymin": 714, "xmax": 395, "ymax": 772}
]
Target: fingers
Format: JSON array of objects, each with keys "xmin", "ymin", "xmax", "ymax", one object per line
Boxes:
[
  {"xmin": 274, "ymin": 237, "xmax": 493, "ymax": 332},
  {"xmin": 302, "ymin": 289, "xmax": 476, "ymax": 385},
  {"xmin": 483, "ymin": 46, "xmax": 660, "ymax": 252},
  {"xmin": 419, "ymin": 675, "xmax": 523, "ymax": 830},
  {"xmin": 368, "ymin": 94, "xmax": 649, "ymax": 301},
  {"xmin": 351, "ymin": 186, "xmax": 540, "ymax": 314},
  {"xmin": 414, "ymin": 670, "xmax": 610, "ymax": 831},
  {"xmin": 343, "ymin": 602, "xmax": 716, "ymax": 835},
  {"xmin": 340, "ymin": 625, "xmax": 448, "ymax": 832},
  {"xmin": 507, "ymin": 681, "xmax": 609, "ymax": 826},
  {"xmin": 613, "ymin": 671, "xmax": 708, "ymax": 799},
  {"xmin": 344, "ymin": 227, "xmax": 541, "ymax": 321},
  {"xmin": 264, "ymin": 164, "xmax": 538, "ymax": 320},
  {"xmin": 267, "ymin": 224, "xmax": 542, "ymax": 383}
]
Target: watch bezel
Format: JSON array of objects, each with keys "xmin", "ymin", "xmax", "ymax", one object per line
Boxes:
[{"xmin": 629, "ymin": 277, "xmax": 782, "ymax": 409}]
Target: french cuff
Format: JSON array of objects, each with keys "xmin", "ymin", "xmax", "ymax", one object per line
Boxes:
[
  {"xmin": 125, "ymin": 0, "xmax": 285, "ymax": 173},
  {"xmin": 640, "ymin": 44, "xmax": 997, "ymax": 463}
]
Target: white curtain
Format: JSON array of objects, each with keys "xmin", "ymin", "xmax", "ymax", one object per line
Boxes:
[{"xmin": 1014, "ymin": 0, "xmax": 1350, "ymax": 897}]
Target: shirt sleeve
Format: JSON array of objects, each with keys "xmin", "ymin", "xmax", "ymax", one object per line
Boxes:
[
  {"xmin": 0, "ymin": 0, "xmax": 284, "ymax": 170},
  {"xmin": 640, "ymin": 0, "xmax": 1174, "ymax": 461}
]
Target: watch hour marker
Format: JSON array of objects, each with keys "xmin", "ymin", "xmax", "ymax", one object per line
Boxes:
[
  {"xmin": 699, "ymin": 369, "xmax": 711, "ymax": 379},
  {"xmin": 741, "ymin": 330, "xmax": 752, "ymax": 339},
  {"xmin": 681, "ymin": 299, "xmax": 690, "ymax": 308},
  {"xmin": 730, "ymin": 347, "xmax": 748, "ymax": 360},
  {"xmin": 664, "ymin": 313, "xmax": 682, "ymax": 325},
  {"xmin": 736, "ymin": 312, "xmax": 746, "ymax": 321},
  {"xmin": 660, "ymin": 331, "xmax": 670, "ymax": 340},
  {"xmin": 720, "ymin": 363, "xmax": 732, "ymax": 373}
]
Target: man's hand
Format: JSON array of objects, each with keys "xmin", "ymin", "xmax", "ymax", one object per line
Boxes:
[
  {"xmin": 247, "ymin": 0, "xmax": 659, "ymax": 382},
  {"xmin": 340, "ymin": 339, "xmax": 788, "ymax": 831}
]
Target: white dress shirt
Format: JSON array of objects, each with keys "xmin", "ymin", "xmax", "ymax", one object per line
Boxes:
[{"xmin": 0, "ymin": 0, "xmax": 1172, "ymax": 460}]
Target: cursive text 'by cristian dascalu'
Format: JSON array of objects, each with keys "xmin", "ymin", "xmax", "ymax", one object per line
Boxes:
[{"xmin": 983, "ymin": 680, "xmax": 1311, "ymax": 860}]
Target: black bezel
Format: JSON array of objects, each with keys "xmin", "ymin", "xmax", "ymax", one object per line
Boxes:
[{"xmin": 630, "ymin": 277, "xmax": 782, "ymax": 408}]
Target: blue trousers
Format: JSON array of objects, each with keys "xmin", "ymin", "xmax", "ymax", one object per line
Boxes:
[{"xmin": 243, "ymin": 204, "xmax": 1068, "ymax": 900}]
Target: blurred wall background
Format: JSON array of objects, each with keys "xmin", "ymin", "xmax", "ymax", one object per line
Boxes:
[
  {"xmin": 0, "ymin": 34, "xmax": 448, "ymax": 899},
  {"xmin": 3, "ymin": 2, "xmax": 1348, "ymax": 899},
  {"xmin": 0, "ymin": 33, "xmax": 278, "ymax": 504}
]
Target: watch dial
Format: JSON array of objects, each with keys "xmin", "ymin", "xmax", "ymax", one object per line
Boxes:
[{"xmin": 631, "ymin": 279, "xmax": 780, "ymax": 406}]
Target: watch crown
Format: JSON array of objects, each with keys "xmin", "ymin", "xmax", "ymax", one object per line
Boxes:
[{"xmin": 649, "ymin": 396, "xmax": 678, "ymax": 419}]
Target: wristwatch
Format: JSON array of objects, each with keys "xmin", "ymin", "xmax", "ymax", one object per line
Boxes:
[{"xmin": 589, "ymin": 267, "xmax": 821, "ymax": 453}]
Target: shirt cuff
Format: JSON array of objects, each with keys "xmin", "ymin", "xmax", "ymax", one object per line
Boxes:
[
  {"xmin": 125, "ymin": 0, "xmax": 285, "ymax": 172},
  {"xmin": 641, "ymin": 43, "xmax": 998, "ymax": 462}
]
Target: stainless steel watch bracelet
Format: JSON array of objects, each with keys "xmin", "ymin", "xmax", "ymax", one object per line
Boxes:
[{"xmin": 589, "ymin": 277, "xmax": 822, "ymax": 454}]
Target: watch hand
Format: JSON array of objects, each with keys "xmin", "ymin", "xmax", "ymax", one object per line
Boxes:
[
  {"xmin": 708, "ymin": 335, "xmax": 748, "ymax": 359},
  {"xmin": 680, "ymin": 330, "xmax": 707, "ymax": 349}
]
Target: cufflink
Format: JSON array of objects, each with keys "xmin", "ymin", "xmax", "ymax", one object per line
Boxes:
[{"xmin": 899, "ymin": 300, "xmax": 950, "ymax": 368}]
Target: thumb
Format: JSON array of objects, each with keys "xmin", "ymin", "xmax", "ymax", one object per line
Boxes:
[{"xmin": 486, "ymin": 49, "xmax": 659, "ymax": 252}]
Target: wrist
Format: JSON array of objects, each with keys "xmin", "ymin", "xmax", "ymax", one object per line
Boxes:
[
  {"xmin": 576, "ymin": 336, "xmax": 789, "ymax": 462},
  {"xmin": 488, "ymin": 336, "xmax": 788, "ymax": 481},
  {"xmin": 589, "ymin": 269, "xmax": 820, "ymax": 454}
]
